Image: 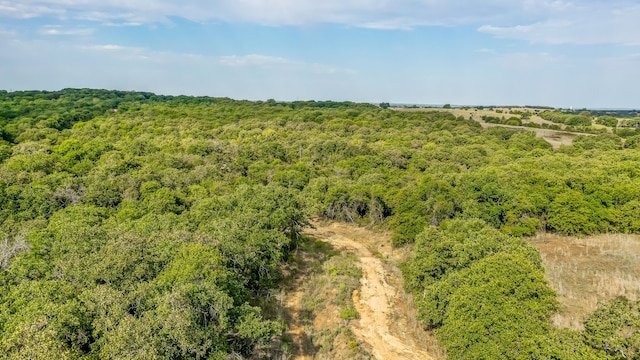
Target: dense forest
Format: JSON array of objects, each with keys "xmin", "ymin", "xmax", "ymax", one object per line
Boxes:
[{"xmin": 0, "ymin": 89, "xmax": 639, "ymax": 359}]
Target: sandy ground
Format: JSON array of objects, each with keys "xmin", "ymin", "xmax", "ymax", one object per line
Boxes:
[{"xmin": 303, "ymin": 223, "xmax": 438, "ymax": 360}]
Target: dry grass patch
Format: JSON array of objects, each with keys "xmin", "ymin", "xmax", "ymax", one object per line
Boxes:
[{"xmin": 530, "ymin": 233, "xmax": 640, "ymax": 330}]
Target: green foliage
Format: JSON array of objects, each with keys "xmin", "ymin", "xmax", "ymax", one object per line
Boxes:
[
  {"xmin": 340, "ymin": 307, "xmax": 359, "ymax": 320},
  {"xmin": 437, "ymin": 253, "xmax": 558, "ymax": 359},
  {"xmin": 596, "ymin": 116, "xmax": 619, "ymax": 127},
  {"xmin": 505, "ymin": 117, "xmax": 522, "ymax": 126},
  {"xmin": 388, "ymin": 177, "xmax": 459, "ymax": 244},
  {"xmin": 620, "ymin": 117, "xmax": 640, "ymax": 128},
  {"xmin": 402, "ymin": 216, "xmax": 625, "ymax": 359},
  {"xmin": 402, "ymin": 220, "xmax": 582, "ymax": 359},
  {"xmin": 0, "ymin": 140, "xmax": 11, "ymax": 163},
  {"xmin": 482, "ymin": 115, "xmax": 523, "ymax": 126},
  {"xmin": 547, "ymin": 329, "xmax": 610, "ymax": 360},
  {"xmin": 540, "ymin": 110, "xmax": 593, "ymax": 126},
  {"xmin": 584, "ymin": 297, "xmax": 640, "ymax": 359},
  {"xmin": 573, "ymin": 134, "xmax": 623, "ymax": 151},
  {"xmin": 547, "ymin": 191, "xmax": 608, "ymax": 235}
]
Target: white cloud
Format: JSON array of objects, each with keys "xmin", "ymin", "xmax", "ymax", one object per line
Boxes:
[
  {"xmin": 310, "ymin": 63, "xmax": 356, "ymax": 75},
  {"xmin": 103, "ymin": 21, "xmax": 143, "ymax": 27},
  {"xmin": 218, "ymin": 54, "xmax": 292, "ymax": 67},
  {"xmin": 74, "ymin": 43, "xmax": 355, "ymax": 76},
  {"xmin": 0, "ymin": 27, "xmax": 16, "ymax": 37},
  {"xmin": 479, "ymin": 3, "xmax": 640, "ymax": 45},
  {"xmin": 0, "ymin": 1, "xmax": 620, "ymax": 29},
  {"xmin": 216, "ymin": 53, "xmax": 355, "ymax": 75},
  {"xmin": 1, "ymin": 1, "xmax": 636, "ymax": 45},
  {"xmin": 0, "ymin": 2, "xmax": 64, "ymax": 19},
  {"xmin": 4, "ymin": 1, "xmax": 433, "ymax": 26},
  {"xmin": 85, "ymin": 44, "xmax": 140, "ymax": 52},
  {"xmin": 0, "ymin": 38, "xmax": 359, "ymax": 100},
  {"xmin": 39, "ymin": 25, "xmax": 93, "ymax": 35},
  {"xmin": 1, "ymin": 34, "xmax": 638, "ymax": 108},
  {"xmin": 495, "ymin": 51, "xmax": 559, "ymax": 70},
  {"xmin": 1, "ymin": 1, "xmax": 638, "ymax": 108}
]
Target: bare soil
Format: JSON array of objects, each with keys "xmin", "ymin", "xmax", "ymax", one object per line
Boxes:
[
  {"xmin": 277, "ymin": 229, "xmax": 370, "ymax": 360},
  {"xmin": 280, "ymin": 250, "xmax": 318, "ymax": 360},
  {"xmin": 531, "ymin": 233, "xmax": 640, "ymax": 330},
  {"xmin": 302, "ymin": 222, "xmax": 443, "ymax": 360}
]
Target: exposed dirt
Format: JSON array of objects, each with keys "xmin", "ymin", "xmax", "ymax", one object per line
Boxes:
[
  {"xmin": 279, "ymin": 231, "xmax": 369, "ymax": 360},
  {"xmin": 302, "ymin": 222, "xmax": 440, "ymax": 360},
  {"xmin": 281, "ymin": 254, "xmax": 315, "ymax": 360},
  {"xmin": 531, "ymin": 233, "xmax": 640, "ymax": 330}
]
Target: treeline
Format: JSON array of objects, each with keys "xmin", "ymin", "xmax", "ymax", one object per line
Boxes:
[
  {"xmin": 589, "ymin": 109, "xmax": 640, "ymax": 118},
  {"xmin": 540, "ymin": 109, "xmax": 640, "ymax": 131},
  {"xmin": 1, "ymin": 89, "xmax": 639, "ymax": 358},
  {"xmin": 0, "ymin": 89, "xmax": 238, "ymax": 143},
  {"xmin": 481, "ymin": 115, "xmax": 523, "ymax": 126},
  {"xmin": 619, "ymin": 117, "xmax": 640, "ymax": 128},
  {"xmin": 539, "ymin": 110, "xmax": 594, "ymax": 126}
]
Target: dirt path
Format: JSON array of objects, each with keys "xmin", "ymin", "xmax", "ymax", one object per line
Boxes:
[
  {"xmin": 282, "ymin": 277, "xmax": 314, "ymax": 359},
  {"xmin": 303, "ymin": 223, "xmax": 437, "ymax": 360}
]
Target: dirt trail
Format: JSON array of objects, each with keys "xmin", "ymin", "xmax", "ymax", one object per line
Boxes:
[
  {"xmin": 282, "ymin": 280, "xmax": 314, "ymax": 359},
  {"xmin": 303, "ymin": 223, "xmax": 436, "ymax": 360}
]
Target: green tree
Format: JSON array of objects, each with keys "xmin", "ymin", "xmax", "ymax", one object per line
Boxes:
[
  {"xmin": 583, "ymin": 297, "xmax": 640, "ymax": 359},
  {"xmin": 437, "ymin": 253, "xmax": 558, "ymax": 360}
]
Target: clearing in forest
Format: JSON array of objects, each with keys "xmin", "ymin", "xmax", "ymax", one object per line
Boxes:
[
  {"xmin": 398, "ymin": 107, "xmax": 592, "ymax": 149},
  {"xmin": 285, "ymin": 222, "xmax": 442, "ymax": 360},
  {"xmin": 531, "ymin": 233, "xmax": 640, "ymax": 330}
]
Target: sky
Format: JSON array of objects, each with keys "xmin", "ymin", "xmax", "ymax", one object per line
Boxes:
[{"xmin": 0, "ymin": 1, "xmax": 639, "ymax": 108}]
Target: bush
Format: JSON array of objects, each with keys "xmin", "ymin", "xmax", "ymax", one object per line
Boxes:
[{"xmin": 596, "ymin": 116, "xmax": 618, "ymax": 127}]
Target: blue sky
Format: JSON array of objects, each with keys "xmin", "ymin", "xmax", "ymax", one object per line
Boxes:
[{"xmin": 1, "ymin": 1, "xmax": 639, "ymax": 108}]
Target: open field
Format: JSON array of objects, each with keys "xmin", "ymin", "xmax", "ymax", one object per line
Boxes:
[
  {"xmin": 395, "ymin": 106, "xmax": 553, "ymax": 124},
  {"xmin": 396, "ymin": 107, "xmax": 596, "ymax": 148},
  {"xmin": 530, "ymin": 233, "xmax": 640, "ymax": 330}
]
